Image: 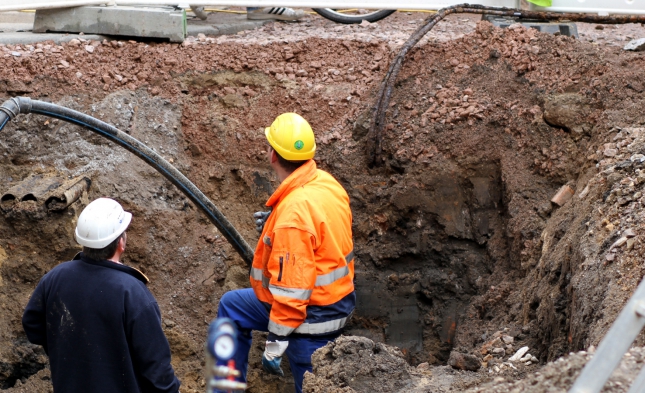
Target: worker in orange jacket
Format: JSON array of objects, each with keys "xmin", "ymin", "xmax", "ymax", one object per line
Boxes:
[{"xmin": 216, "ymin": 113, "xmax": 355, "ymax": 393}]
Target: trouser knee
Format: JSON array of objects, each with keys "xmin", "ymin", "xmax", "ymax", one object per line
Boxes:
[{"xmin": 217, "ymin": 291, "xmax": 236, "ymax": 316}]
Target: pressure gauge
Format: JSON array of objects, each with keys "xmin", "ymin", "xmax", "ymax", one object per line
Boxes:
[
  {"xmin": 210, "ymin": 332, "xmax": 236, "ymax": 360},
  {"xmin": 207, "ymin": 318, "xmax": 238, "ymax": 361}
]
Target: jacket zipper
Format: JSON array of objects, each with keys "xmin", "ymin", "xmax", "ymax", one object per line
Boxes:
[{"xmin": 278, "ymin": 256, "xmax": 284, "ymax": 282}]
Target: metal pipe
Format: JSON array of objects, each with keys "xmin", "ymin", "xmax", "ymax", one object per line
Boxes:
[
  {"xmin": 45, "ymin": 177, "xmax": 91, "ymax": 211},
  {"xmin": 0, "ymin": 97, "xmax": 255, "ymax": 265},
  {"xmin": 368, "ymin": 4, "xmax": 645, "ymax": 166}
]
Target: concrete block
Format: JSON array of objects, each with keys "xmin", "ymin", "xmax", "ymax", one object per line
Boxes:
[{"xmin": 34, "ymin": 6, "xmax": 186, "ymax": 42}]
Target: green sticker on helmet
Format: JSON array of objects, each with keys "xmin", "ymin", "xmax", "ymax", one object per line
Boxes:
[{"xmin": 294, "ymin": 140, "xmax": 304, "ymax": 150}]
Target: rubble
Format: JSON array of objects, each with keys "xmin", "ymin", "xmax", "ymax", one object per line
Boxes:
[
  {"xmin": 306, "ymin": 336, "xmax": 645, "ymax": 393},
  {"xmin": 623, "ymin": 37, "xmax": 645, "ymax": 51},
  {"xmin": 466, "ymin": 348, "xmax": 645, "ymax": 393},
  {"xmin": 509, "ymin": 347, "xmax": 530, "ymax": 362},
  {"xmin": 449, "ymin": 351, "xmax": 481, "ymax": 371}
]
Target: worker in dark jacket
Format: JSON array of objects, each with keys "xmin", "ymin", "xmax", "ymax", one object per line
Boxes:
[{"xmin": 22, "ymin": 197, "xmax": 180, "ymax": 393}]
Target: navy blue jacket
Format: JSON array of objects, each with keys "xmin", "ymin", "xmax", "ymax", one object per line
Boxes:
[{"xmin": 22, "ymin": 253, "xmax": 180, "ymax": 393}]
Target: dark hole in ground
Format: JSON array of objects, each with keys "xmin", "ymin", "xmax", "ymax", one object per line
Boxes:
[{"xmin": 346, "ymin": 161, "xmax": 507, "ymax": 365}]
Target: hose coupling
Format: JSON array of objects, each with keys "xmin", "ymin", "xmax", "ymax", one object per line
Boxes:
[{"xmin": 0, "ymin": 96, "xmax": 32, "ymax": 120}]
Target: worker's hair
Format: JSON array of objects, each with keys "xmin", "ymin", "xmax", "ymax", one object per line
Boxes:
[
  {"xmin": 83, "ymin": 233, "xmax": 124, "ymax": 261},
  {"xmin": 275, "ymin": 153, "xmax": 307, "ymax": 173}
]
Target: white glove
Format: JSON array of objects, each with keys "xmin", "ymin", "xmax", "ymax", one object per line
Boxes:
[
  {"xmin": 263, "ymin": 340, "xmax": 289, "ymax": 361},
  {"xmin": 262, "ymin": 340, "xmax": 289, "ymax": 376}
]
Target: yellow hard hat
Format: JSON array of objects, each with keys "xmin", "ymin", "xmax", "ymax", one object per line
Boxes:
[{"xmin": 265, "ymin": 113, "xmax": 316, "ymax": 161}]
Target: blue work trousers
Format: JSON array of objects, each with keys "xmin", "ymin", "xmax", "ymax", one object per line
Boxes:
[{"xmin": 217, "ymin": 288, "xmax": 334, "ymax": 393}]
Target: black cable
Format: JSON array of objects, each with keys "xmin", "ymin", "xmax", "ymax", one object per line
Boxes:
[{"xmin": 0, "ymin": 97, "xmax": 255, "ymax": 265}]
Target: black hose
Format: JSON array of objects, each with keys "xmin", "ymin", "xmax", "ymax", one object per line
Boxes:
[
  {"xmin": 0, "ymin": 97, "xmax": 255, "ymax": 265},
  {"xmin": 367, "ymin": 4, "xmax": 645, "ymax": 166}
]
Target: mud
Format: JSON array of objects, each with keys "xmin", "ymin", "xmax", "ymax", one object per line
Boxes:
[{"xmin": 1, "ymin": 10, "xmax": 645, "ymax": 393}]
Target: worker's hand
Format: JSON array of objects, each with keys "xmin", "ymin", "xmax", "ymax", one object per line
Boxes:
[
  {"xmin": 262, "ymin": 339, "xmax": 288, "ymax": 377},
  {"xmin": 253, "ymin": 209, "xmax": 272, "ymax": 233}
]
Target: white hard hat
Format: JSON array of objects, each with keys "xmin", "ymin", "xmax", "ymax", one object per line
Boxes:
[{"xmin": 75, "ymin": 198, "xmax": 132, "ymax": 249}]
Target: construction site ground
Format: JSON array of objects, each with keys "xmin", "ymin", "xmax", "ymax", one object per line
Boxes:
[{"xmin": 1, "ymin": 8, "xmax": 645, "ymax": 393}]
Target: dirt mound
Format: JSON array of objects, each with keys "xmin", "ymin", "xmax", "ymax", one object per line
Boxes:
[
  {"xmin": 305, "ymin": 336, "xmax": 645, "ymax": 393},
  {"xmin": 303, "ymin": 336, "xmax": 420, "ymax": 392}
]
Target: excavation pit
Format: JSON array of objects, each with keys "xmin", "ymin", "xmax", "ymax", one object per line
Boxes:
[{"xmin": 1, "ymin": 13, "xmax": 645, "ymax": 392}]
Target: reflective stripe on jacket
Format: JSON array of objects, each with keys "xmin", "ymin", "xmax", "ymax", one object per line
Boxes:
[{"xmin": 250, "ymin": 159, "xmax": 355, "ymax": 337}]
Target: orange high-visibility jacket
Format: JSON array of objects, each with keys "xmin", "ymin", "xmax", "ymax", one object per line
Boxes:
[{"xmin": 250, "ymin": 160, "xmax": 355, "ymax": 337}]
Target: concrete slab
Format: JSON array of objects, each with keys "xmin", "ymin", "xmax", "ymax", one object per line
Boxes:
[
  {"xmin": 0, "ymin": 23, "xmax": 33, "ymax": 33},
  {"xmin": 33, "ymin": 6, "xmax": 186, "ymax": 42},
  {"xmin": 0, "ymin": 11, "xmax": 35, "ymax": 24},
  {"xmin": 0, "ymin": 7, "xmax": 270, "ymax": 45}
]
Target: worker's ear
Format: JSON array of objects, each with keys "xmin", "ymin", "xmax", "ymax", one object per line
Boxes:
[
  {"xmin": 118, "ymin": 233, "xmax": 127, "ymax": 252},
  {"xmin": 270, "ymin": 149, "xmax": 279, "ymax": 164}
]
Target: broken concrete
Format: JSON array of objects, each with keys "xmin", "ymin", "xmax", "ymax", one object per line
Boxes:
[{"xmin": 624, "ymin": 38, "xmax": 645, "ymax": 51}]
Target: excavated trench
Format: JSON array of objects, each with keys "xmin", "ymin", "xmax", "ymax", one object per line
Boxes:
[
  {"xmin": 1, "ymin": 18, "xmax": 645, "ymax": 393},
  {"xmin": 346, "ymin": 159, "xmax": 507, "ymax": 365}
]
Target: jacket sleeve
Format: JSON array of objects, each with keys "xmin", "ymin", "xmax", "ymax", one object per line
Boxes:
[
  {"xmin": 266, "ymin": 226, "xmax": 317, "ymax": 337},
  {"xmin": 128, "ymin": 300, "xmax": 181, "ymax": 393},
  {"xmin": 22, "ymin": 281, "xmax": 48, "ymax": 354}
]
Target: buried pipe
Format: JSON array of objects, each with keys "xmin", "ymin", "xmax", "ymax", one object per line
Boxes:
[
  {"xmin": 45, "ymin": 176, "xmax": 92, "ymax": 211},
  {"xmin": 0, "ymin": 97, "xmax": 255, "ymax": 265},
  {"xmin": 368, "ymin": 4, "xmax": 645, "ymax": 166},
  {"xmin": 1, "ymin": 174, "xmax": 91, "ymax": 212}
]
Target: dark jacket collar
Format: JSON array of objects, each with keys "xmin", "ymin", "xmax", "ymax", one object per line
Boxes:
[{"xmin": 74, "ymin": 252, "xmax": 150, "ymax": 284}]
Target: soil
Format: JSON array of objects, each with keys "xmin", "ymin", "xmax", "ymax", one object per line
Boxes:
[
  {"xmin": 1, "ymin": 8, "xmax": 645, "ymax": 393},
  {"xmin": 304, "ymin": 336, "xmax": 645, "ymax": 393}
]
